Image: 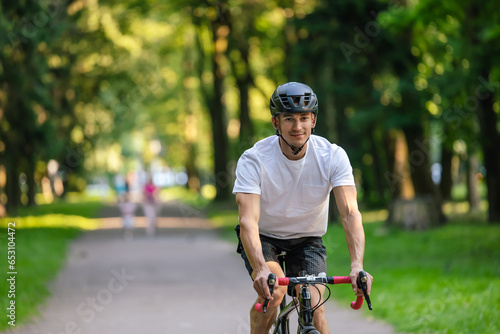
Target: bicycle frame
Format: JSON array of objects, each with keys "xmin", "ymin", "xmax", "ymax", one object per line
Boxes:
[
  {"xmin": 273, "ymin": 295, "xmax": 295, "ymax": 334},
  {"xmin": 273, "ymin": 254, "xmax": 320, "ymax": 334}
]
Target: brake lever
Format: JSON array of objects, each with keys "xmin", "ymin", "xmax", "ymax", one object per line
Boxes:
[
  {"xmin": 357, "ymin": 271, "xmax": 373, "ymax": 310},
  {"xmin": 262, "ymin": 273, "xmax": 276, "ymax": 314}
]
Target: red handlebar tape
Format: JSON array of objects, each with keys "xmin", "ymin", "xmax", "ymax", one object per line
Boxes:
[
  {"xmin": 277, "ymin": 277, "xmax": 289, "ymax": 285},
  {"xmin": 332, "ymin": 276, "xmax": 352, "ymax": 284},
  {"xmin": 277, "ymin": 276, "xmax": 351, "ymax": 285},
  {"xmin": 351, "ymin": 296, "xmax": 364, "ymax": 310}
]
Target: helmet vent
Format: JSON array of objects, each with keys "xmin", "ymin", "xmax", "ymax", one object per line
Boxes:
[
  {"xmin": 279, "ymin": 96, "xmax": 291, "ymax": 108},
  {"xmin": 303, "ymin": 95, "xmax": 311, "ymax": 106},
  {"xmin": 280, "ymin": 96, "xmax": 309, "ymax": 108}
]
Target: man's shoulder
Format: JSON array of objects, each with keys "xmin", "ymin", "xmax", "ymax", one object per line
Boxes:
[
  {"xmin": 241, "ymin": 136, "xmax": 277, "ymax": 159},
  {"xmin": 310, "ymin": 135, "xmax": 341, "ymax": 153}
]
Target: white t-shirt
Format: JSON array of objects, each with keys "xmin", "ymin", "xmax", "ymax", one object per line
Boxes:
[{"xmin": 233, "ymin": 135, "xmax": 355, "ymax": 239}]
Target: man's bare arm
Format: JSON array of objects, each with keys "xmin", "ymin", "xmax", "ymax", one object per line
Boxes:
[
  {"xmin": 332, "ymin": 185, "xmax": 370, "ymax": 294},
  {"xmin": 235, "ymin": 192, "xmax": 272, "ymax": 299}
]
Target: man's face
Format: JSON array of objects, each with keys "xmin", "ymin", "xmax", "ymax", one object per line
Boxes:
[{"xmin": 273, "ymin": 112, "xmax": 316, "ymax": 147}]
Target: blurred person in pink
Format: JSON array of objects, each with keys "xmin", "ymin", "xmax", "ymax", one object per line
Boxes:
[{"xmin": 143, "ymin": 176, "xmax": 158, "ymax": 236}]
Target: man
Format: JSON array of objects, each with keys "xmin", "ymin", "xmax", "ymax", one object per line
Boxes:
[{"xmin": 233, "ymin": 82, "xmax": 373, "ymax": 333}]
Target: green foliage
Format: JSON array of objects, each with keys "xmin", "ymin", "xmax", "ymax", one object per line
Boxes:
[{"xmin": 1, "ymin": 0, "xmax": 499, "ymax": 219}]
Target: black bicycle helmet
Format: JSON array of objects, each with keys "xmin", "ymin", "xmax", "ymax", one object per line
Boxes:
[{"xmin": 270, "ymin": 82, "xmax": 318, "ymax": 117}]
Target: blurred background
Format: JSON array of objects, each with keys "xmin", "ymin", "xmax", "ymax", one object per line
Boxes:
[
  {"xmin": 0, "ymin": 1, "xmax": 499, "ymax": 333},
  {"xmin": 0, "ymin": 0, "xmax": 499, "ymax": 222},
  {"xmin": 1, "ymin": 0, "xmax": 499, "ymax": 223}
]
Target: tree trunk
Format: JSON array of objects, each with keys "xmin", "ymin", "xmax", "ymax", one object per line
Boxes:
[
  {"xmin": 209, "ymin": 3, "xmax": 231, "ymax": 201},
  {"xmin": 186, "ymin": 143, "xmax": 200, "ymax": 193},
  {"xmin": 384, "ymin": 129, "xmax": 424, "ymax": 229},
  {"xmin": 465, "ymin": 4, "xmax": 500, "ymax": 222},
  {"xmin": 237, "ymin": 78, "xmax": 253, "ymax": 144},
  {"xmin": 439, "ymin": 143, "xmax": 453, "ymax": 201},
  {"xmin": 466, "ymin": 153, "xmax": 481, "ymax": 212},
  {"xmin": 192, "ymin": 5, "xmax": 232, "ymax": 201},
  {"xmin": 182, "ymin": 32, "xmax": 201, "ymax": 194},
  {"xmin": 383, "ymin": 129, "xmax": 414, "ymax": 200},
  {"xmin": 26, "ymin": 150, "xmax": 37, "ymax": 206},
  {"xmin": 369, "ymin": 126, "xmax": 386, "ymax": 204},
  {"xmin": 5, "ymin": 154, "xmax": 20, "ymax": 216},
  {"xmin": 475, "ymin": 72, "xmax": 500, "ymax": 222},
  {"xmin": 317, "ymin": 60, "xmax": 338, "ymax": 143},
  {"xmin": 232, "ymin": 39, "xmax": 254, "ymax": 146},
  {"xmin": 403, "ymin": 126, "xmax": 446, "ymax": 224}
]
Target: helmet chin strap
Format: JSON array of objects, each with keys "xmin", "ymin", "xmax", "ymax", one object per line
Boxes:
[{"xmin": 275, "ymin": 130, "xmax": 310, "ymax": 156}]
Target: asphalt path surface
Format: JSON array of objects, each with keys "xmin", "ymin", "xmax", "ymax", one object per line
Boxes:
[{"xmin": 6, "ymin": 202, "xmax": 398, "ymax": 334}]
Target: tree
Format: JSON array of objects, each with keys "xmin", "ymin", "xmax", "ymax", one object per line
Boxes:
[
  {"xmin": 411, "ymin": 0, "xmax": 500, "ymax": 222},
  {"xmin": 0, "ymin": 1, "xmax": 75, "ymax": 213},
  {"xmin": 464, "ymin": 3, "xmax": 500, "ymax": 222}
]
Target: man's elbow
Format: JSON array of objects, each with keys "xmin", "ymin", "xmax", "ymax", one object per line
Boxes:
[
  {"xmin": 239, "ymin": 217, "xmax": 258, "ymax": 232},
  {"xmin": 342, "ymin": 209, "xmax": 362, "ymax": 225}
]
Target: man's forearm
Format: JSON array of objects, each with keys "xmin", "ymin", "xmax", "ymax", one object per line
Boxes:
[
  {"xmin": 342, "ymin": 210, "xmax": 365, "ymax": 269},
  {"xmin": 236, "ymin": 193, "xmax": 267, "ymax": 275},
  {"xmin": 240, "ymin": 223, "xmax": 268, "ymax": 275}
]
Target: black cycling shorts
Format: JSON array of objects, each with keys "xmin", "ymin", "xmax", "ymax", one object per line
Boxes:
[{"xmin": 235, "ymin": 225, "xmax": 327, "ymax": 278}]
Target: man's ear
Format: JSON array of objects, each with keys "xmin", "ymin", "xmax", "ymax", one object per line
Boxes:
[
  {"xmin": 272, "ymin": 116, "xmax": 280, "ymax": 135},
  {"xmin": 311, "ymin": 113, "xmax": 317, "ymax": 128},
  {"xmin": 272, "ymin": 116, "xmax": 278, "ymax": 130}
]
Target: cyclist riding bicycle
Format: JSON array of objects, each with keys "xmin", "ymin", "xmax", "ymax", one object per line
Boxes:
[{"xmin": 233, "ymin": 82, "xmax": 373, "ymax": 334}]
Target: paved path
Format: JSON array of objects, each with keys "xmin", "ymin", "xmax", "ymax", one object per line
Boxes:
[{"xmin": 6, "ymin": 202, "xmax": 398, "ymax": 334}]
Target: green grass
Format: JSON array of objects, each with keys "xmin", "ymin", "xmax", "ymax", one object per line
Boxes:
[
  {"xmin": 159, "ymin": 186, "xmax": 214, "ymax": 209},
  {"xmin": 323, "ymin": 222, "xmax": 500, "ymax": 334},
  {"xmin": 207, "ymin": 206, "xmax": 500, "ymax": 334},
  {"xmin": 0, "ymin": 199, "xmax": 103, "ymax": 331},
  {"xmin": 15, "ymin": 199, "xmax": 104, "ymax": 218},
  {"xmin": 0, "ymin": 227, "xmax": 81, "ymax": 329}
]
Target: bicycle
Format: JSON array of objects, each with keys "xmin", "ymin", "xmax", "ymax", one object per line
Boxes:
[{"xmin": 255, "ymin": 255, "xmax": 372, "ymax": 334}]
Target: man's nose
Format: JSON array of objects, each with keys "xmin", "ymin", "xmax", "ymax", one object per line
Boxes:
[{"xmin": 293, "ymin": 119, "xmax": 301, "ymax": 130}]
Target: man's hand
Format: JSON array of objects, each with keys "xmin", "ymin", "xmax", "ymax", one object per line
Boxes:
[
  {"xmin": 350, "ymin": 268, "xmax": 373, "ymax": 297},
  {"xmin": 253, "ymin": 269, "xmax": 273, "ymax": 301}
]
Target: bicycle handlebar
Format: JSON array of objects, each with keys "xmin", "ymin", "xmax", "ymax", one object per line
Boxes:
[
  {"xmin": 277, "ymin": 276, "xmax": 352, "ymax": 286},
  {"xmin": 255, "ymin": 272, "xmax": 371, "ymax": 313}
]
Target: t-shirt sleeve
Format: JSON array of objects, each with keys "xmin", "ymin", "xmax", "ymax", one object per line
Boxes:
[
  {"xmin": 232, "ymin": 151, "xmax": 262, "ymax": 195},
  {"xmin": 330, "ymin": 146, "xmax": 356, "ymax": 188}
]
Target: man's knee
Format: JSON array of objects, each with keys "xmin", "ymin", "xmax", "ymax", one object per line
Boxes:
[
  {"xmin": 313, "ymin": 305, "xmax": 327, "ymax": 321},
  {"xmin": 251, "ymin": 285, "xmax": 286, "ymax": 315},
  {"xmin": 269, "ymin": 285, "xmax": 287, "ymax": 308}
]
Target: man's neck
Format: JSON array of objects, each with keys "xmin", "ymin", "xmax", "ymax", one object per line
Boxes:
[{"xmin": 279, "ymin": 137, "xmax": 308, "ymax": 160}]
